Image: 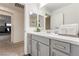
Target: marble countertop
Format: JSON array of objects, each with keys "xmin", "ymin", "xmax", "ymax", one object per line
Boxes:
[{"xmin": 27, "ymin": 31, "xmax": 79, "ymax": 45}]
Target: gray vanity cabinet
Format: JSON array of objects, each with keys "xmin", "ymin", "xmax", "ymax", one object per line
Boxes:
[
  {"xmin": 31, "ymin": 35, "xmax": 49, "ymax": 56},
  {"xmin": 27, "ymin": 34, "xmax": 32, "ymax": 55},
  {"xmin": 31, "ymin": 40, "xmax": 38, "ymax": 56},
  {"xmin": 38, "ymin": 42, "xmax": 49, "ymax": 56},
  {"xmin": 51, "ymin": 49, "xmax": 68, "ymax": 56},
  {"xmin": 51, "ymin": 39, "xmax": 70, "ymax": 56},
  {"xmin": 70, "ymin": 44, "xmax": 79, "ymax": 56},
  {"xmin": 27, "ymin": 33, "xmax": 79, "ymax": 56}
]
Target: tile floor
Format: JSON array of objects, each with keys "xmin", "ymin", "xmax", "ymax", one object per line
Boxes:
[{"xmin": 0, "ymin": 39, "xmax": 24, "ymax": 56}]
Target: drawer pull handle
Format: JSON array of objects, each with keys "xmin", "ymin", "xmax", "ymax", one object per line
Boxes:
[{"xmin": 54, "ymin": 44, "xmax": 66, "ymax": 49}]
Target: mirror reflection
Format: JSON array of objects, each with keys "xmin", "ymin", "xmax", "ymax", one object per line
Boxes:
[{"xmin": 30, "ymin": 12, "xmax": 37, "ymax": 27}]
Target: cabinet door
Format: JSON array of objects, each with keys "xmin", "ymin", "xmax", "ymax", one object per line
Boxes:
[
  {"xmin": 51, "ymin": 49, "xmax": 68, "ymax": 56},
  {"xmin": 32, "ymin": 40, "xmax": 38, "ymax": 56},
  {"xmin": 27, "ymin": 34, "xmax": 32, "ymax": 54},
  {"xmin": 71, "ymin": 44, "xmax": 79, "ymax": 56},
  {"xmin": 38, "ymin": 42, "xmax": 49, "ymax": 56}
]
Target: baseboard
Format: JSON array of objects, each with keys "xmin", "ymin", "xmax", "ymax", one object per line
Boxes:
[
  {"xmin": 12, "ymin": 41, "xmax": 24, "ymax": 45},
  {"xmin": 23, "ymin": 54, "xmax": 31, "ymax": 56}
]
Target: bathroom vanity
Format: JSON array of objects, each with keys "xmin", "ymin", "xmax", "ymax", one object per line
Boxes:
[{"xmin": 27, "ymin": 32, "xmax": 79, "ymax": 56}]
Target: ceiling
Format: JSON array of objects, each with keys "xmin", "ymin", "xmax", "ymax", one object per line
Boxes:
[
  {"xmin": 0, "ymin": 3, "xmax": 25, "ymax": 12},
  {"xmin": 42, "ymin": 3, "xmax": 72, "ymax": 12}
]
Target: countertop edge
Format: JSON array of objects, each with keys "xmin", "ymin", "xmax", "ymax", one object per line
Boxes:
[{"xmin": 27, "ymin": 32, "xmax": 79, "ymax": 46}]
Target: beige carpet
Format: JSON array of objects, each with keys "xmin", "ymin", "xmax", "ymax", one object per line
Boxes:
[{"xmin": 0, "ymin": 39, "xmax": 24, "ymax": 56}]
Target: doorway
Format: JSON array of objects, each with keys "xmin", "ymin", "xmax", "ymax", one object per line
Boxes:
[{"xmin": 0, "ymin": 3, "xmax": 24, "ymax": 56}]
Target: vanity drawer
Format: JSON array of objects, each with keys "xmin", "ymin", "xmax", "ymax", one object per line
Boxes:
[
  {"xmin": 32, "ymin": 35, "xmax": 49, "ymax": 45},
  {"xmin": 51, "ymin": 40, "xmax": 70, "ymax": 54},
  {"xmin": 51, "ymin": 49, "xmax": 69, "ymax": 56}
]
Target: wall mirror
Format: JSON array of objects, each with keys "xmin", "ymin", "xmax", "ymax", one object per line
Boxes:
[
  {"xmin": 39, "ymin": 4, "xmax": 51, "ymax": 30},
  {"xmin": 45, "ymin": 14, "xmax": 50, "ymax": 30},
  {"xmin": 29, "ymin": 12, "xmax": 37, "ymax": 27},
  {"xmin": 38, "ymin": 15, "xmax": 44, "ymax": 30}
]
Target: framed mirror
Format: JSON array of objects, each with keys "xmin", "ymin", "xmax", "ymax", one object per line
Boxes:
[
  {"xmin": 45, "ymin": 15, "xmax": 50, "ymax": 30},
  {"xmin": 29, "ymin": 12, "xmax": 37, "ymax": 27},
  {"xmin": 39, "ymin": 15, "xmax": 44, "ymax": 30}
]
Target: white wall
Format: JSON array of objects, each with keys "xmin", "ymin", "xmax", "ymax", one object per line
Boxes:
[
  {"xmin": 12, "ymin": 10, "xmax": 24, "ymax": 43},
  {"xmin": 0, "ymin": 5, "xmax": 24, "ymax": 43},
  {"xmin": 24, "ymin": 4, "xmax": 31, "ymax": 54},
  {"xmin": 51, "ymin": 13, "xmax": 64, "ymax": 29},
  {"xmin": 51, "ymin": 4, "xmax": 79, "ymax": 30},
  {"xmin": 39, "ymin": 7, "xmax": 51, "ymax": 16}
]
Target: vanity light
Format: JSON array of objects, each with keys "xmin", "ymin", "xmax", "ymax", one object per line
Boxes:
[{"xmin": 30, "ymin": 11, "xmax": 33, "ymax": 15}]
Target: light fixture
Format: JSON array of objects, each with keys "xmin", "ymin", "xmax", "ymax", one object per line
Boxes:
[{"xmin": 29, "ymin": 11, "xmax": 33, "ymax": 15}]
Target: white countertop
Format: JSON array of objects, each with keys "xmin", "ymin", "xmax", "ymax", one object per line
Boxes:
[{"xmin": 27, "ymin": 31, "xmax": 79, "ymax": 45}]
